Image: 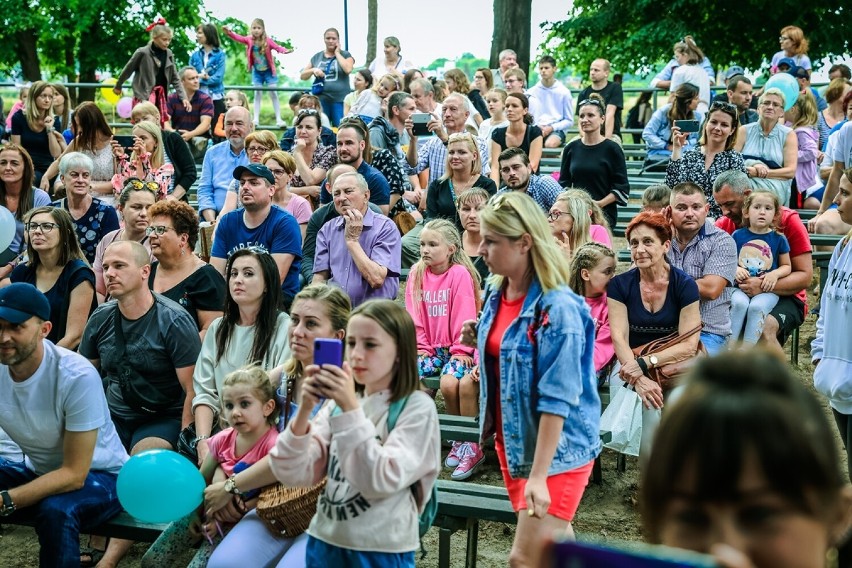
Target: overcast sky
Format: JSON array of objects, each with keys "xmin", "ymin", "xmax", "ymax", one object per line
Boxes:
[{"xmin": 203, "ymin": 0, "xmax": 568, "ymax": 77}]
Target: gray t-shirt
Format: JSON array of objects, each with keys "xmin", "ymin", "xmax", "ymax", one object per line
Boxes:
[
  {"xmin": 309, "ymin": 51, "xmax": 353, "ymax": 103},
  {"xmin": 79, "ymin": 294, "xmax": 201, "ymax": 419}
]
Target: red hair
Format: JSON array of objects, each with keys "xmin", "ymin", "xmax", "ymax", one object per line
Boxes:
[{"xmin": 626, "ymin": 211, "xmax": 672, "ymax": 243}]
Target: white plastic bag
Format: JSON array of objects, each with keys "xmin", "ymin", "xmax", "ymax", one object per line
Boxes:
[{"xmin": 599, "ymin": 384, "xmax": 642, "ymax": 457}]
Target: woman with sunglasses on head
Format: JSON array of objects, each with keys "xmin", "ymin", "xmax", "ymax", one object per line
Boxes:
[
  {"xmin": 51, "ymin": 152, "xmax": 120, "ymax": 265},
  {"xmin": 642, "ymin": 83, "xmax": 702, "ymax": 171},
  {"xmin": 666, "ymin": 100, "xmax": 746, "ymax": 218},
  {"xmin": 0, "ymin": 144, "xmax": 51, "ymax": 281},
  {"xmin": 289, "ymin": 108, "xmax": 338, "ymax": 208},
  {"xmin": 427, "ymin": 132, "xmax": 496, "ymax": 230},
  {"xmin": 6, "ymin": 206, "xmax": 95, "ymax": 350},
  {"xmin": 146, "ymin": 200, "xmax": 225, "ymax": 340},
  {"xmin": 734, "ymin": 88, "xmax": 798, "ymax": 208},
  {"xmin": 219, "ymin": 130, "xmax": 280, "ymax": 217},
  {"xmin": 460, "ymin": 191, "xmax": 600, "ymax": 567},
  {"xmin": 93, "ymin": 179, "xmax": 157, "ymax": 302},
  {"xmin": 559, "ymin": 94, "xmax": 629, "ymax": 228}
]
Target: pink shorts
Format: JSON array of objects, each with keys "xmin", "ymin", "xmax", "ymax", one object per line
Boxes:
[{"xmin": 495, "ymin": 438, "xmax": 594, "ymax": 521}]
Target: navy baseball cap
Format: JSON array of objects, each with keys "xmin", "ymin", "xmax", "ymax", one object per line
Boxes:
[
  {"xmin": 233, "ymin": 163, "xmax": 275, "ymax": 185},
  {"xmin": 776, "ymin": 57, "xmax": 797, "ymax": 71},
  {"xmin": 0, "ymin": 283, "xmax": 51, "ymax": 324}
]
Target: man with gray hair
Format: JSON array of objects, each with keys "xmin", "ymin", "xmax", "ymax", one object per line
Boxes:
[
  {"xmin": 713, "ymin": 170, "xmax": 812, "ymax": 354},
  {"xmin": 166, "ymin": 66, "xmax": 214, "ymax": 161},
  {"xmin": 492, "ymin": 48, "xmax": 519, "ymax": 88},
  {"xmin": 312, "ymin": 171, "xmax": 401, "ymax": 306},
  {"xmin": 410, "ymin": 78, "xmax": 442, "ymax": 118},
  {"xmin": 197, "ymin": 106, "xmax": 252, "ymax": 222}
]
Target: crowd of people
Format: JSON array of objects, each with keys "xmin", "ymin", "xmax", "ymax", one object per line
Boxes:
[{"xmin": 0, "ymin": 16, "xmax": 851, "ymax": 568}]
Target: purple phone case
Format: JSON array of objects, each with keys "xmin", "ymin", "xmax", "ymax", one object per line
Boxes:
[{"xmin": 314, "ymin": 338, "xmax": 343, "ymax": 368}]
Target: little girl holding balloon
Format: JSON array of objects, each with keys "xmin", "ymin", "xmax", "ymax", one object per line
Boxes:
[{"xmin": 140, "ymin": 367, "xmax": 279, "ymax": 567}]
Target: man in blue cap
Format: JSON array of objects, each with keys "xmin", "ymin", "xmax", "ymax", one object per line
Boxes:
[
  {"xmin": 0, "ymin": 283, "xmax": 128, "ymax": 567},
  {"xmin": 210, "ymin": 163, "xmax": 302, "ymax": 310}
]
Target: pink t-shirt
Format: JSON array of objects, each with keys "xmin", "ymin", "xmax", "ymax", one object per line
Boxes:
[
  {"xmin": 590, "ymin": 224, "xmax": 612, "ymax": 248},
  {"xmin": 283, "ymin": 193, "xmax": 313, "ymax": 224},
  {"xmin": 404, "ymin": 263, "xmax": 478, "ymax": 356},
  {"xmin": 207, "ymin": 426, "xmax": 279, "ymax": 476},
  {"xmin": 585, "ymin": 294, "xmax": 614, "ymax": 373}
]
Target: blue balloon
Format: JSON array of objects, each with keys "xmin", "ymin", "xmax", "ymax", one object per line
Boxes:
[
  {"xmin": 764, "ymin": 73, "xmax": 800, "ymax": 111},
  {"xmin": 117, "ymin": 450, "xmax": 205, "ymax": 523}
]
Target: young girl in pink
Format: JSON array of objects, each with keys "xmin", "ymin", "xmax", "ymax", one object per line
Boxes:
[
  {"xmin": 569, "ymin": 242, "xmax": 616, "ymax": 384},
  {"xmin": 405, "ymin": 219, "xmax": 483, "ymax": 480},
  {"xmin": 141, "ymin": 367, "xmax": 279, "ymax": 567},
  {"xmin": 223, "ymin": 18, "xmax": 293, "ymax": 127}
]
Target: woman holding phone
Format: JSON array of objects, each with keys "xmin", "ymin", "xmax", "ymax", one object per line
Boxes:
[
  {"xmin": 191, "ymin": 247, "xmax": 291, "ymax": 465},
  {"xmin": 202, "ymin": 284, "xmax": 352, "ymax": 568}
]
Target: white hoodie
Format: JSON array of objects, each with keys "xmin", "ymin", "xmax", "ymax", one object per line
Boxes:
[
  {"xmin": 526, "ymin": 81, "xmax": 574, "ymax": 132},
  {"xmin": 268, "ymin": 389, "xmax": 440, "ymax": 553},
  {"xmin": 812, "ymin": 238, "xmax": 852, "ymax": 414}
]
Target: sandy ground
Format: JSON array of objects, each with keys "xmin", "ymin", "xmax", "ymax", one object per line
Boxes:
[{"xmin": 0, "ymin": 270, "xmax": 843, "ymax": 568}]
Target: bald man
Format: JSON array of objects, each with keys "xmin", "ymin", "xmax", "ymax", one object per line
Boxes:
[
  {"xmin": 575, "ymin": 58, "xmax": 624, "ymax": 140},
  {"xmin": 197, "ymin": 106, "xmax": 253, "ymax": 222}
]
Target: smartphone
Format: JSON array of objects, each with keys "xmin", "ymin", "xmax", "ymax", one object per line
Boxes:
[
  {"xmin": 314, "ymin": 338, "xmax": 343, "ymax": 368},
  {"xmin": 113, "ymin": 135, "xmax": 136, "ymax": 151},
  {"xmin": 411, "ymin": 113, "xmax": 434, "ymax": 137},
  {"xmin": 674, "ymin": 119, "xmax": 701, "ymax": 133},
  {"xmin": 547, "ymin": 540, "xmax": 719, "ymax": 567}
]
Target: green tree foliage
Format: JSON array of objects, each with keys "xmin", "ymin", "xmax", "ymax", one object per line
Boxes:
[{"xmin": 541, "ymin": 1, "xmax": 850, "ymax": 77}]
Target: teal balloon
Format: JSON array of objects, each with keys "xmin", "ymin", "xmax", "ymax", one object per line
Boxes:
[
  {"xmin": 764, "ymin": 73, "xmax": 800, "ymax": 111},
  {"xmin": 117, "ymin": 450, "xmax": 205, "ymax": 523}
]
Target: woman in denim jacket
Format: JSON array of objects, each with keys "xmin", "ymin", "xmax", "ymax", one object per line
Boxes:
[{"xmin": 461, "ymin": 192, "xmax": 601, "ymax": 568}]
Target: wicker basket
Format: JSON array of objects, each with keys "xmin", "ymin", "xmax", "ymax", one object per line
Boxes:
[{"xmin": 255, "ymin": 479, "xmax": 327, "ymax": 537}]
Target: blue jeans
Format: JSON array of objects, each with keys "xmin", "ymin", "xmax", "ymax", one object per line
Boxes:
[
  {"xmin": 730, "ymin": 289, "xmax": 780, "ymax": 345},
  {"xmin": 699, "ymin": 331, "xmax": 727, "ymax": 356},
  {"xmin": 321, "ymin": 100, "xmax": 344, "ymax": 126},
  {"xmin": 306, "ymin": 535, "xmax": 415, "ymax": 567},
  {"xmin": 0, "ymin": 461, "xmax": 121, "ymax": 568},
  {"xmin": 251, "ymin": 67, "xmax": 278, "ymax": 86}
]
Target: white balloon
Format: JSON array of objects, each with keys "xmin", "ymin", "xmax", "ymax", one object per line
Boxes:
[{"xmin": 0, "ymin": 206, "xmax": 16, "ymax": 265}]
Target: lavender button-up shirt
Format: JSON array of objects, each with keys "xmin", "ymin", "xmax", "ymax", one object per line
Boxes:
[{"xmin": 313, "ymin": 208, "xmax": 401, "ymax": 306}]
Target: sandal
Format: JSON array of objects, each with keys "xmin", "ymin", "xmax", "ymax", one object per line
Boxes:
[{"xmin": 80, "ymin": 539, "xmax": 108, "ymax": 568}]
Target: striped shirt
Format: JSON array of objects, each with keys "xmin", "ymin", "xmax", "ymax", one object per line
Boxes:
[{"xmin": 667, "ymin": 219, "xmax": 738, "ymax": 337}]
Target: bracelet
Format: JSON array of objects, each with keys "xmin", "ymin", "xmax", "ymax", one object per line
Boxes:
[{"xmin": 635, "ymin": 356, "xmax": 649, "ymax": 375}]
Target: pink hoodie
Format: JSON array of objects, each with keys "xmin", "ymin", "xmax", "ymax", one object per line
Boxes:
[
  {"xmin": 585, "ymin": 293, "xmax": 614, "ymax": 373},
  {"xmin": 404, "ymin": 263, "xmax": 477, "ymax": 357}
]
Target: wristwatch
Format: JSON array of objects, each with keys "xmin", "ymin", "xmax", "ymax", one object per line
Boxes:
[
  {"xmin": 648, "ymin": 355, "xmax": 659, "ymax": 369},
  {"xmin": 224, "ymin": 475, "xmax": 243, "ymax": 496},
  {"xmin": 0, "ymin": 490, "xmax": 15, "ymax": 516}
]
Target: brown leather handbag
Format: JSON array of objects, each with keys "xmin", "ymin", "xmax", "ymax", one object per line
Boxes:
[{"xmin": 631, "ymin": 324, "xmax": 706, "ymax": 390}]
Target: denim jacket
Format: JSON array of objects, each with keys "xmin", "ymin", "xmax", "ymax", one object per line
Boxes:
[
  {"xmin": 190, "ymin": 48, "xmax": 227, "ymax": 97},
  {"xmin": 477, "ymin": 278, "xmax": 601, "ymax": 478}
]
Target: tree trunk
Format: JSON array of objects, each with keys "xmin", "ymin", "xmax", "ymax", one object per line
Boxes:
[
  {"xmin": 15, "ymin": 29, "xmax": 41, "ymax": 81},
  {"xmin": 366, "ymin": 0, "xmax": 378, "ymax": 68},
  {"xmin": 76, "ymin": 23, "xmax": 101, "ymax": 103},
  {"xmin": 489, "ymin": 0, "xmax": 532, "ymax": 78}
]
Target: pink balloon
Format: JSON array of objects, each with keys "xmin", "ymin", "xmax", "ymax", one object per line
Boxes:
[{"xmin": 117, "ymin": 97, "xmax": 134, "ymax": 119}]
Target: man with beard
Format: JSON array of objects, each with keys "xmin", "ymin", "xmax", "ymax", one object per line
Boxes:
[
  {"xmin": 496, "ymin": 147, "xmax": 561, "ymax": 212},
  {"xmin": 210, "ymin": 164, "xmax": 302, "ymax": 309}
]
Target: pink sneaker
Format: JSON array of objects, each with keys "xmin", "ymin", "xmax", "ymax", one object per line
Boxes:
[
  {"xmin": 444, "ymin": 441, "xmax": 462, "ymax": 468},
  {"xmin": 452, "ymin": 443, "xmax": 485, "ymax": 481}
]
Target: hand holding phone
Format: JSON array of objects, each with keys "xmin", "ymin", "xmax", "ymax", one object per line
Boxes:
[
  {"xmin": 411, "ymin": 113, "xmax": 434, "ymax": 137},
  {"xmin": 113, "ymin": 135, "xmax": 136, "ymax": 152}
]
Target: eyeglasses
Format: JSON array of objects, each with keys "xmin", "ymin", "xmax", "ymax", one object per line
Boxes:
[
  {"xmin": 145, "ymin": 225, "xmax": 175, "ymax": 236},
  {"xmin": 247, "ymin": 145, "xmax": 271, "ymax": 155},
  {"xmin": 578, "ymin": 98, "xmax": 605, "ymax": 111},
  {"xmin": 267, "ymin": 167, "xmax": 288, "ymax": 177},
  {"xmin": 125, "ymin": 178, "xmax": 159, "ymax": 193},
  {"xmin": 25, "ymin": 222, "xmax": 59, "ymax": 234},
  {"xmin": 779, "ymin": 36, "xmax": 790, "ymax": 41},
  {"xmin": 547, "ymin": 210, "xmax": 570, "ymax": 222},
  {"xmin": 710, "ymin": 101, "xmax": 737, "ymax": 112}
]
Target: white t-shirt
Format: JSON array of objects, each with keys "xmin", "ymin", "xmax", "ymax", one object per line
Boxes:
[
  {"xmin": 0, "ymin": 340, "xmax": 128, "ymax": 475},
  {"xmin": 671, "ymin": 64, "xmax": 711, "ymax": 114},
  {"xmin": 830, "ymin": 121, "xmax": 852, "ymax": 167},
  {"xmin": 479, "ymin": 118, "xmax": 509, "ymax": 142}
]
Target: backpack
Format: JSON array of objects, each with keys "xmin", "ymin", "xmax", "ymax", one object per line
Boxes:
[{"xmin": 387, "ymin": 395, "xmax": 439, "ymax": 554}]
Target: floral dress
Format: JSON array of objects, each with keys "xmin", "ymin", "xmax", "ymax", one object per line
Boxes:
[
  {"xmin": 665, "ymin": 148, "xmax": 746, "ymax": 218},
  {"xmin": 112, "ymin": 152, "xmax": 175, "ymax": 201}
]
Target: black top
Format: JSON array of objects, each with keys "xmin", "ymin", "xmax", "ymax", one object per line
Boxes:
[
  {"xmin": 559, "ymin": 139, "xmax": 629, "ymax": 227},
  {"xmin": 425, "ymin": 175, "xmax": 497, "ymax": 231},
  {"xmin": 148, "ymin": 263, "xmax": 226, "ymax": 330},
  {"xmin": 152, "ymin": 44, "xmax": 168, "ymax": 88},
  {"xmin": 11, "ymin": 110, "xmax": 61, "ymax": 173},
  {"xmin": 490, "ymin": 125, "xmax": 543, "ymax": 173},
  {"xmin": 163, "ymin": 130, "xmax": 197, "ymax": 198},
  {"xmin": 576, "ymin": 82, "xmax": 625, "ymax": 137},
  {"xmin": 469, "ymin": 89, "xmax": 490, "ymax": 120}
]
